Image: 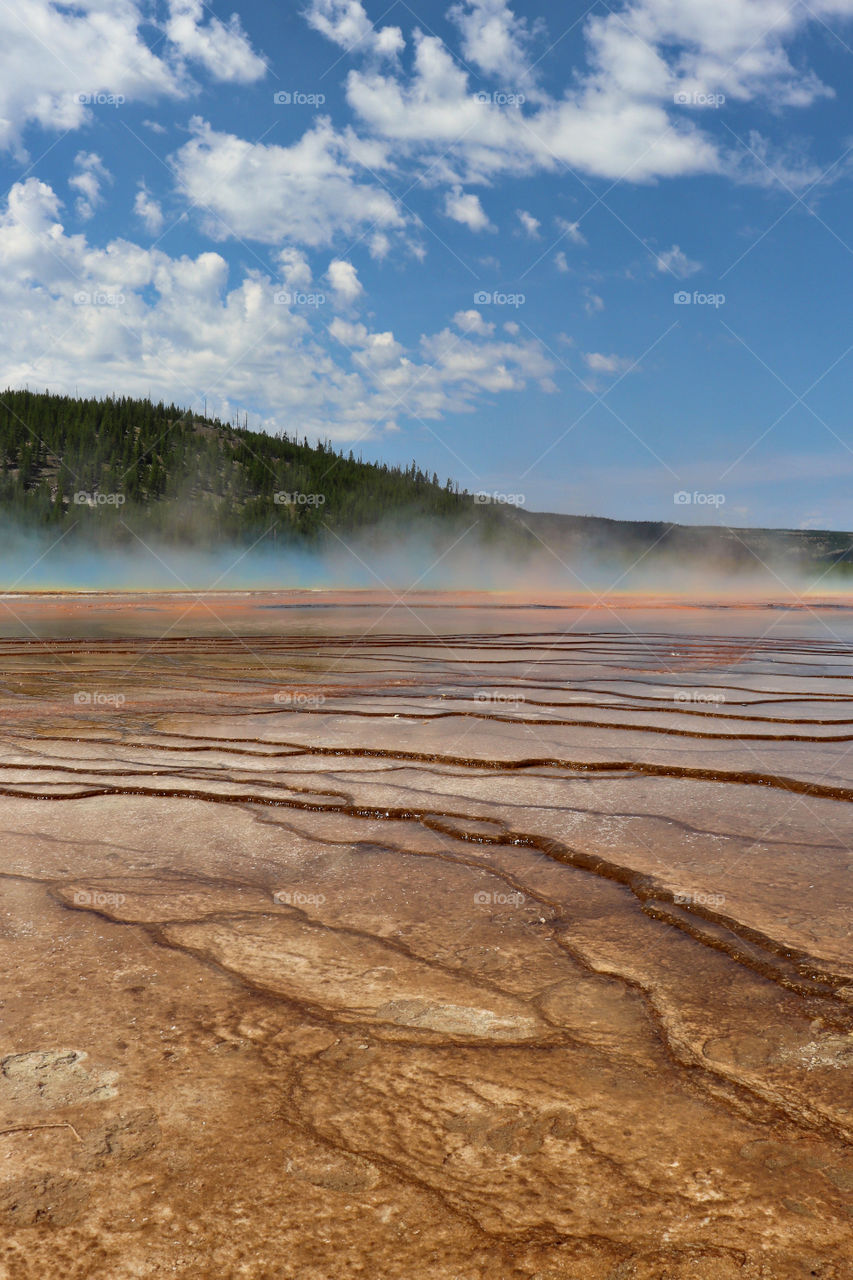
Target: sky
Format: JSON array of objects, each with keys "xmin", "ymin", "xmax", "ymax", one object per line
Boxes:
[{"xmin": 2, "ymin": 0, "xmax": 853, "ymax": 529}]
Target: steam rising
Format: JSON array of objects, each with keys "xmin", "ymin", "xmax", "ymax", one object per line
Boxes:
[{"xmin": 0, "ymin": 514, "xmax": 846, "ymax": 601}]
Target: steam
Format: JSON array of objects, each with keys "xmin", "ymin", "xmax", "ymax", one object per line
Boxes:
[{"xmin": 0, "ymin": 512, "xmax": 847, "ymax": 601}]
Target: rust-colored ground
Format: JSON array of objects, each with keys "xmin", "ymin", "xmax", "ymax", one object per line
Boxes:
[{"xmin": 0, "ymin": 593, "xmax": 850, "ymax": 1279}]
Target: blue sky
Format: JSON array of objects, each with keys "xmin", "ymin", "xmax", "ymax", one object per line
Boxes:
[{"xmin": 2, "ymin": 0, "xmax": 853, "ymax": 528}]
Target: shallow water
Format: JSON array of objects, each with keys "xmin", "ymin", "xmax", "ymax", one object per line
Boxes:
[{"xmin": 0, "ymin": 592, "xmax": 850, "ymax": 1279}]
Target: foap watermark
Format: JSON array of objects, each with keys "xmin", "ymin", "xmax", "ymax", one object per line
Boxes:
[
  {"xmin": 473, "ymin": 491, "xmax": 525, "ymax": 506},
  {"xmin": 273, "ymin": 692, "xmax": 326, "ymax": 708},
  {"xmin": 674, "ymin": 491, "xmax": 726, "ymax": 508},
  {"xmin": 473, "ymin": 692, "xmax": 525, "ymax": 705},
  {"xmin": 73, "ymin": 491, "xmax": 125, "ymax": 506},
  {"xmin": 73, "ymin": 691, "xmax": 126, "ymax": 708},
  {"xmin": 474, "ymin": 890, "xmax": 526, "ymax": 906},
  {"xmin": 472, "ymin": 90, "xmax": 526, "ymax": 107},
  {"xmin": 73, "ymin": 91, "xmax": 125, "ymax": 107},
  {"xmin": 673, "ymin": 690, "xmax": 726, "ymax": 704},
  {"xmin": 674, "ymin": 290, "xmax": 725, "ymax": 308},
  {"xmin": 73, "ymin": 889, "xmax": 126, "ymax": 908},
  {"xmin": 274, "ymin": 491, "xmax": 326, "ymax": 507},
  {"xmin": 674, "ymin": 891, "xmax": 726, "ymax": 907},
  {"xmin": 673, "ymin": 90, "xmax": 725, "ymax": 108},
  {"xmin": 73, "ymin": 290, "xmax": 125, "ymax": 307},
  {"xmin": 273, "ymin": 90, "xmax": 326, "ymax": 106},
  {"xmin": 474, "ymin": 290, "xmax": 525, "ymax": 308},
  {"xmin": 274, "ymin": 290, "xmax": 326, "ymax": 308},
  {"xmin": 273, "ymin": 889, "xmax": 327, "ymax": 906}
]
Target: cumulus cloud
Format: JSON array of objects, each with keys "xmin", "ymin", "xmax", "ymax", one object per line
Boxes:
[
  {"xmin": 453, "ymin": 309, "xmax": 495, "ymax": 336},
  {"xmin": 327, "ymin": 315, "xmax": 556, "ymax": 422},
  {"xmin": 340, "ymin": 2, "xmax": 853, "ymax": 190},
  {"xmin": 3, "ymin": 0, "xmax": 848, "ymax": 211},
  {"xmin": 172, "ymin": 118, "xmax": 405, "ymax": 248},
  {"xmin": 644, "ymin": 0, "xmax": 840, "ymax": 107},
  {"xmin": 584, "ymin": 351, "xmax": 636, "ymax": 374},
  {"xmin": 279, "ymin": 248, "xmax": 313, "ymax": 289},
  {"xmin": 134, "ymin": 184, "xmax": 164, "ymax": 234},
  {"xmin": 345, "ymin": 32, "xmax": 533, "ymax": 169},
  {"xmin": 583, "ymin": 288, "xmax": 605, "ymax": 314},
  {"xmin": 556, "ymin": 218, "xmax": 586, "ymax": 246},
  {"xmin": 517, "ymin": 210, "xmax": 540, "ymax": 237},
  {"xmin": 444, "ymin": 186, "xmax": 493, "ymax": 232},
  {"xmin": 449, "ymin": 0, "xmax": 538, "ymax": 83},
  {"xmin": 69, "ymin": 152, "xmax": 111, "ymax": 220},
  {"xmin": 330, "ymin": 319, "xmax": 403, "ymax": 365},
  {"xmin": 418, "ymin": 324, "xmax": 556, "ymax": 399},
  {"xmin": 344, "ymin": 27, "xmax": 715, "ymax": 185},
  {"xmin": 327, "ymin": 258, "xmax": 363, "ymax": 302},
  {"xmin": 165, "ymin": 0, "xmax": 266, "ymax": 82},
  {"xmin": 305, "ymin": 0, "xmax": 404, "ymax": 59},
  {"xmin": 0, "ymin": 178, "xmax": 554, "ymax": 442},
  {"xmin": 368, "ymin": 231, "xmax": 391, "ymax": 260},
  {"xmin": 0, "ymin": 0, "xmax": 266, "ymax": 151},
  {"xmin": 655, "ymin": 244, "xmax": 701, "ymax": 277}
]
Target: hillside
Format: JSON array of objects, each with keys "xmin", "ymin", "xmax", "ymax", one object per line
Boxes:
[
  {"xmin": 0, "ymin": 388, "xmax": 485, "ymax": 545},
  {"xmin": 1, "ymin": 389, "xmax": 851, "ymax": 579},
  {"xmin": 514, "ymin": 510, "xmax": 853, "ymax": 579}
]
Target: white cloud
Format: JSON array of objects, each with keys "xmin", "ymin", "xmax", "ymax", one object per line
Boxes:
[
  {"xmin": 0, "ymin": 0, "xmax": 266, "ymax": 151},
  {"xmin": 341, "ymin": 2, "xmax": 853, "ymax": 191},
  {"xmin": 637, "ymin": 0, "xmax": 839, "ymax": 107},
  {"xmin": 449, "ymin": 0, "xmax": 537, "ymax": 83},
  {"xmin": 517, "ymin": 210, "xmax": 540, "ymax": 237},
  {"xmin": 453, "ymin": 309, "xmax": 495, "ymax": 336},
  {"xmin": 134, "ymin": 184, "xmax": 164, "ymax": 234},
  {"xmin": 419, "ymin": 325, "xmax": 556, "ymax": 399},
  {"xmin": 165, "ymin": 0, "xmax": 266, "ymax": 83},
  {"xmin": 69, "ymin": 152, "xmax": 111, "ymax": 220},
  {"xmin": 554, "ymin": 252, "xmax": 569, "ymax": 273},
  {"xmin": 330, "ymin": 314, "xmax": 557, "ymax": 415},
  {"xmin": 584, "ymin": 351, "xmax": 635, "ymax": 374},
  {"xmin": 556, "ymin": 218, "xmax": 586, "ymax": 246},
  {"xmin": 444, "ymin": 186, "xmax": 493, "ymax": 232},
  {"xmin": 345, "ymin": 33, "xmax": 531, "ymax": 167},
  {"xmin": 327, "ymin": 258, "xmax": 364, "ymax": 302},
  {"xmin": 0, "ymin": 178, "xmax": 555, "ymax": 443},
  {"xmin": 728, "ymin": 128, "xmax": 832, "ymax": 191},
  {"xmin": 279, "ymin": 248, "xmax": 313, "ymax": 290},
  {"xmin": 583, "ymin": 288, "xmax": 604, "ymax": 314},
  {"xmin": 344, "ymin": 28, "xmax": 716, "ymax": 185},
  {"xmin": 655, "ymin": 244, "xmax": 701, "ymax": 277},
  {"xmin": 172, "ymin": 118, "xmax": 405, "ymax": 248},
  {"xmin": 368, "ymin": 231, "xmax": 391, "ymax": 260},
  {"xmin": 4, "ymin": 0, "xmax": 846, "ymax": 213},
  {"xmin": 305, "ymin": 0, "xmax": 404, "ymax": 59},
  {"xmin": 0, "ymin": 1, "xmax": 174, "ymax": 151},
  {"xmin": 330, "ymin": 319, "xmax": 404, "ymax": 367}
]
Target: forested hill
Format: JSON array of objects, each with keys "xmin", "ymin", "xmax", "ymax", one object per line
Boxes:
[
  {"xmin": 1, "ymin": 389, "xmax": 852, "ymax": 579},
  {"xmin": 0, "ymin": 388, "xmax": 484, "ymax": 544}
]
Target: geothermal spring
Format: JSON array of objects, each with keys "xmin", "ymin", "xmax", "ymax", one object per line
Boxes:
[{"xmin": 0, "ymin": 591, "xmax": 850, "ymax": 1279}]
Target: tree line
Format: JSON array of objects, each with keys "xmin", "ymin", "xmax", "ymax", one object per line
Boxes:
[{"xmin": 0, "ymin": 389, "xmax": 515, "ymax": 548}]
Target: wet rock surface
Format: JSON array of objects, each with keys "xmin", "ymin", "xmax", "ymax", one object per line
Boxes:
[{"xmin": 0, "ymin": 592, "xmax": 850, "ymax": 1278}]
